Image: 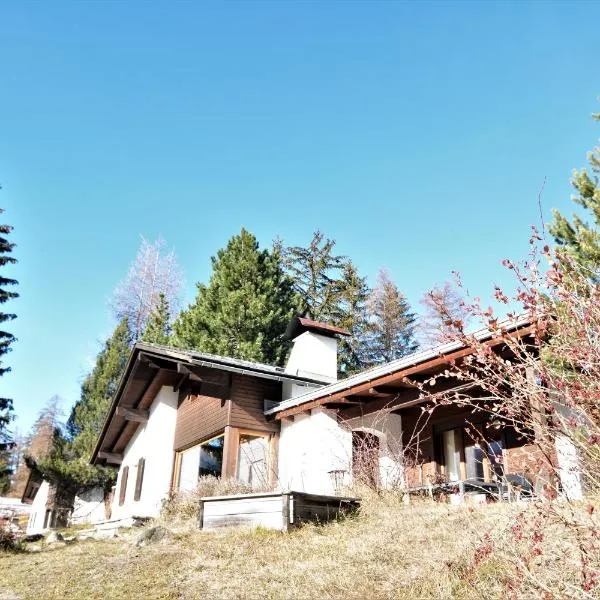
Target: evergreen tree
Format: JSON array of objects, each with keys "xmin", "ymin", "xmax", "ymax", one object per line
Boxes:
[
  {"xmin": 0, "ymin": 439, "xmax": 13, "ymax": 494},
  {"xmin": 364, "ymin": 269, "xmax": 418, "ymax": 366},
  {"xmin": 335, "ymin": 261, "xmax": 371, "ymax": 374},
  {"xmin": 0, "ymin": 208, "xmax": 17, "ymax": 434},
  {"xmin": 67, "ymin": 318, "xmax": 132, "ymax": 460},
  {"xmin": 550, "ymin": 112, "xmax": 600, "ymax": 273},
  {"xmin": 283, "ymin": 230, "xmax": 347, "ymax": 322},
  {"xmin": 171, "ymin": 228, "xmax": 298, "ymax": 366},
  {"xmin": 141, "ymin": 293, "xmax": 171, "ymax": 345}
]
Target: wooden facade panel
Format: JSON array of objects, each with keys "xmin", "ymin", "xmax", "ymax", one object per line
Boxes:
[
  {"xmin": 174, "ymin": 391, "xmax": 228, "ymax": 451},
  {"xmin": 228, "ymin": 375, "xmax": 280, "ymax": 433}
]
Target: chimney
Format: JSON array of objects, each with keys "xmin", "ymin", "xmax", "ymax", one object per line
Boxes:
[{"xmin": 282, "ymin": 317, "xmax": 350, "ymax": 398}]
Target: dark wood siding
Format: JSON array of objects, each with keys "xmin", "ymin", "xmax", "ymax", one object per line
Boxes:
[
  {"xmin": 174, "ymin": 389, "xmax": 229, "ymax": 451},
  {"xmin": 173, "ymin": 372, "xmax": 281, "ymax": 452},
  {"xmin": 228, "ymin": 375, "xmax": 280, "ymax": 433}
]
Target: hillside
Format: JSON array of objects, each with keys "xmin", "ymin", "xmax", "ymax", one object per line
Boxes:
[{"xmin": 0, "ymin": 492, "xmax": 595, "ymax": 600}]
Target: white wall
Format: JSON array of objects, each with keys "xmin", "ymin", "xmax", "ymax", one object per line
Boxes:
[
  {"xmin": 555, "ymin": 434, "xmax": 583, "ymax": 500},
  {"xmin": 284, "ymin": 332, "xmax": 338, "ymax": 383},
  {"xmin": 277, "ymin": 408, "xmax": 405, "ymax": 495},
  {"xmin": 111, "ymin": 385, "xmax": 178, "ymax": 520},
  {"xmin": 26, "ymin": 480, "xmax": 50, "ymax": 534},
  {"xmin": 71, "ymin": 486, "xmax": 106, "ymax": 525},
  {"xmin": 278, "ymin": 408, "xmax": 352, "ymax": 494}
]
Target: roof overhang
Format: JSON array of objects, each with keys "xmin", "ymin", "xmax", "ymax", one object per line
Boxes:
[
  {"xmin": 283, "ymin": 316, "xmax": 351, "ymax": 341},
  {"xmin": 91, "ymin": 343, "xmax": 328, "ymax": 465},
  {"xmin": 266, "ymin": 317, "xmax": 537, "ymax": 419}
]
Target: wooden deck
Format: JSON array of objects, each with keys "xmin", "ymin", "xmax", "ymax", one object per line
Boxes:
[{"xmin": 198, "ymin": 491, "xmax": 360, "ymax": 532}]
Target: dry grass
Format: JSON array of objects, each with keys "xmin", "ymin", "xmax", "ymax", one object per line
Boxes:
[{"xmin": 0, "ymin": 491, "xmax": 598, "ymax": 599}]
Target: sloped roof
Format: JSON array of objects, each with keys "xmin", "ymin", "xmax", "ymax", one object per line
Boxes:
[
  {"xmin": 283, "ymin": 316, "xmax": 351, "ymax": 340},
  {"xmin": 266, "ymin": 315, "xmax": 534, "ymax": 417}
]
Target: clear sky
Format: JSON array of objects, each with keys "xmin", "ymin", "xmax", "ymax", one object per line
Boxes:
[{"xmin": 1, "ymin": 1, "xmax": 598, "ymax": 433}]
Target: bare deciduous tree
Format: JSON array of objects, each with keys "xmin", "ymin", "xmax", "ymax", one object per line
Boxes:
[
  {"xmin": 111, "ymin": 236, "xmax": 183, "ymax": 340},
  {"xmin": 418, "ymin": 280, "xmax": 469, "ymax": 347}
]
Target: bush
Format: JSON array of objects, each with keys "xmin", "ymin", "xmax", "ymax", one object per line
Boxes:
[{"xmin": 0, "ymin": 525, "xmax": 22, "ymax": 553}]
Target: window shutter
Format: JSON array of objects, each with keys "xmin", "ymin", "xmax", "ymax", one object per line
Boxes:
[
  {"xmin": 119, "ymin": 466, "xmax": 129, "ymax": 506},
  {"xmin": 134, "ymin": 458, "xmax": 145, "ymax": 501}
]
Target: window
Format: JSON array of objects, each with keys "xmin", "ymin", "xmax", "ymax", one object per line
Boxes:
[
  {"xmin": 237, "ymin": 435, "xmax": 268, "ymax": 488},
  {"xmin": 199, "ymin": 437, "xmax": 224, "ymax": 477},
  {"xmin": 436, "ymin": 425, "xmax": 506, "ymax": 484},
  {"xmin": 134, "ymin": 458, "xmax": 145, "ymax": 501},
  {"xmin": 177, "ymin": 435, "xmax": 225, "ymax": 492},
  {"xmin": 23, "ymin": 481, "xmax": 40, "ymax": 502},
  {"xmin": 119, "ymin": 466, "xmax": 129, "ymax": 506}
]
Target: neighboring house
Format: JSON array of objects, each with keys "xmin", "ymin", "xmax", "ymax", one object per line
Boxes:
[
  {"xmin": 91, "ymin": 316, "xmax": 582, "ymax": 523},
  {"xmin": 22, "ymin": 471, "xmax": 73, "ymax": 533}
]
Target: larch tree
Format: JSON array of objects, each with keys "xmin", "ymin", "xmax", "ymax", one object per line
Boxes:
[
  {"xmin": 0, "ymin": 208, "xmax": 17, "ymax": 435},
  {"xmin": 112, "ymin": 236, "xmax": 183, "ymax": 340},
  {"xmin": 283, "ymin": 230, "xmax": 347, "ymax": 322},
  {"xmin": 364, "ymin": 268, "xmax": 418, "ymax": 365},
  {"xmin": 418, "ymin": 281, "xmax": 468, "ymax": 347},
  {"xmin": 171, "ymin": 228, "xmax": 298, "ymax": 366},
  {"xmin": 141, "ymin": 293, "xmax": 172, "ymax": 345},
  {"xmin": 549, "ymin": 112, "xmax": 600, "ymax": 274},
  {"xmin": 335, "ymin": 261, "xmax": 371, "ymax": 374}
]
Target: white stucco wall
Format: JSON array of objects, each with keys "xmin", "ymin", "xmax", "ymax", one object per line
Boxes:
[
  {"xmin": 111, "ymin": 385, "xmax": 178, "ymax": 520},
  {"xmin": 284, "ymin": 332, "xmax": 338, "ymax": 383},
  {"xmin": 555, "ymin": 434, "xmax": 583, "ymax": 500},
  {"xmin": 278, "ymin": 408, "xmax": 352, "ymax": 494},
  {"xmin": 26, "ymin": 480, "xmax": 50, "ymax": 534},
  {"xmin": 71, "ymin": 486, "xmax": 106, "ymax": 525}
]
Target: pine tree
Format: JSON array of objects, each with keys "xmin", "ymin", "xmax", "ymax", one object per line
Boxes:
[
  {"xmin": 141, "ymin": 293, "xmax": 171, "ymax": 345},
  {"xmin": 335, "ymin": 261, "xmax": 371, "ymax": 374},
  {"xmin": 0, "ymin": 208, "xmax": 17, "ymax": 434},
  {"xmin": 364, "ymin": 269, "xmax": 418, "ymax": 366},
  {"xmin": 550, "ymin": 112, "xmax": 600, "ymax": 273},
  {"xmin": 171, "ymin": 228, "xmax": 298, "ymax": 366},
  {"xmin": 67, "ymin": 319, "xmax": 132, "ymax": 460},
  {"xmin": 283, "ymin": 230, "xmax": 347, "ymax": 322}
]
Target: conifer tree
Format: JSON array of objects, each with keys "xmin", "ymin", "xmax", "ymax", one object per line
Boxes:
[
  {"xmin": 67, "ymin": 318, "xmax": 132, "ymax": 460},
  {"xmin": 141, "ymin": 293, "xmax": 171, "ymax": 345},
  {"xmin": 550, "ymin": 112, "xmax": 600, "ymax": 273},
  {"xmin": 0, "ymin": 208, "xmax": 17, "ymax": 434},
  {"xmin": 364, "ymin": 269, "xmax": 417, "ymax": 366},
  {"xmin": 283, "ymin": 230, "xmax": 347, "ymax": 322},
  {"xmin": 335, "ymin": 261, "xmax": 371, "ymax": 374},
  {"xmin": 171, "ymin": 228, "xmax": 298, "ymax": 366}
]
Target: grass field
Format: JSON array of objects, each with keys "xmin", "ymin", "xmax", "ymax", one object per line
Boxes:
[{"xmin": 0, "ymin": 493, "xmax": 596, "ymax": 599}]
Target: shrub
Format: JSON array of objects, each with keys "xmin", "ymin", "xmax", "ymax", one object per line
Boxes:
[{"xmin": 0, "ymin": 525, "xmax": 22, "ymax": 553}]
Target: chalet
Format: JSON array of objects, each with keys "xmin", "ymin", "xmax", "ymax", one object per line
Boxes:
[{"xmin": 90, "ymin": 315, "xmax": 582, "ymax": 522}]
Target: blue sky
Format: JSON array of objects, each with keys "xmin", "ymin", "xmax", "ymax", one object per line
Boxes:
[{"xmin": 1, "ymin": 1, "xmax": 598, "ymax": 433}]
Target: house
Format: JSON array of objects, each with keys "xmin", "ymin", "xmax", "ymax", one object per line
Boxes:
[{"xmin": 91, "ymin": 316, "xmax": 583, "ymax": 523}]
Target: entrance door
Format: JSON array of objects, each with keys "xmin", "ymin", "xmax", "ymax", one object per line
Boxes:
[{"xmin": 352, "ymin": 431, "xmax": 380, "ymax": 488}]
